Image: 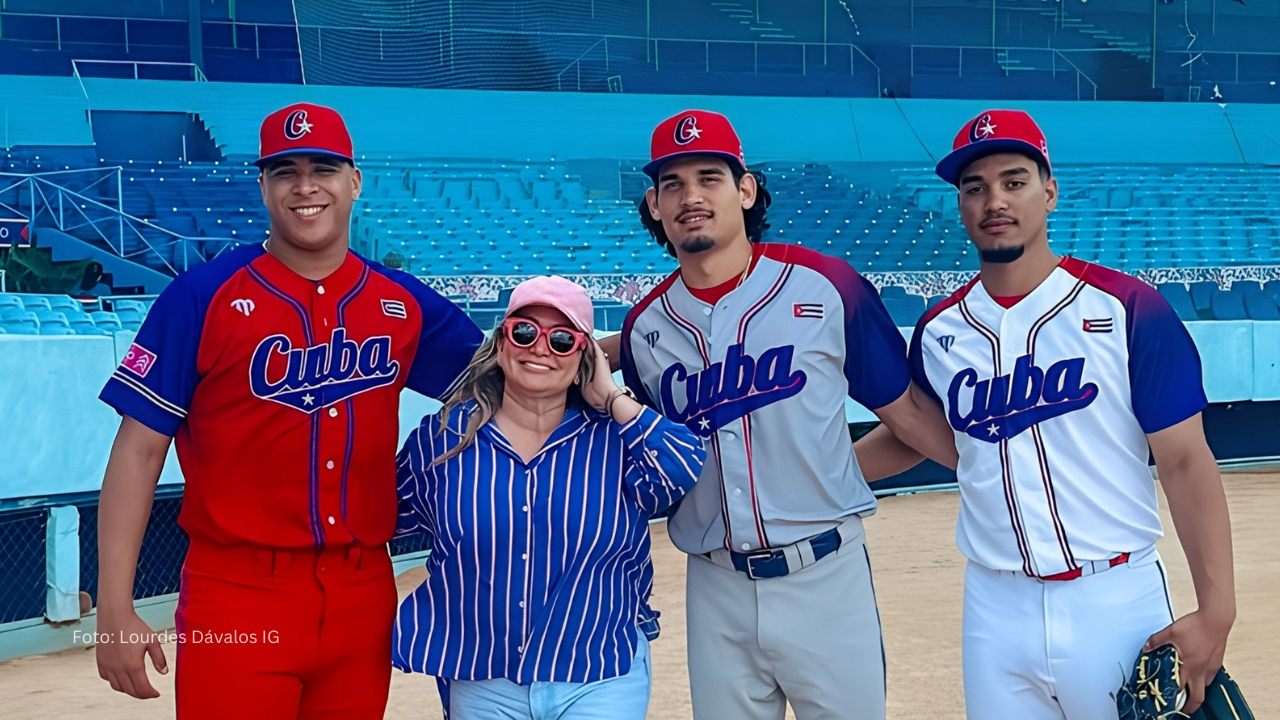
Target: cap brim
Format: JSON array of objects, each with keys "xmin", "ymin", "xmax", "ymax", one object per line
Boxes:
[
  {"xmin": 255, "ymin": 148, "xmax": 354, "ymax": 168},
  {"xmin": 935, "ymin": 139, "xmax": 1048, "ymax": 186},
  {"xmin": 643, "ymin": 150, "xmax": 746, "ymax": 180}
]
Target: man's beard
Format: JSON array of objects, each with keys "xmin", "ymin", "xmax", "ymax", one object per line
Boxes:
[
  {"xmin": 979, "ymin": 245, "xmax": 1025, "ymax": 264},
  {"xmin": 678, "ymin": 235, "xmax": 715, "ymax": 254}
]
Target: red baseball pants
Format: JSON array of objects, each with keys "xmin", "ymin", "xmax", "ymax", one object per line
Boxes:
[{"xmin": 174, "ymin": 542, "xmax": 396, "ymax": 719}]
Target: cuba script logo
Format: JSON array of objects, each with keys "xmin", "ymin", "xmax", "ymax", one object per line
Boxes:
[
  {"xmin": 947, "ymin": 354, "xmax": 1097, "ymax": 443},
  {"xmin": 660, "ymin": 343, "xmax": 806, "ymax": 437},
  {"xmin": 250, "ymin": 328, "xmax": 399, "ymax": 412}
]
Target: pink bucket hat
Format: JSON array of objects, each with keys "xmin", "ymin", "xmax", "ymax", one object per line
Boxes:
[{"xmin": 504, "ymin": 275, "xmax": 594, "ymax": 335}]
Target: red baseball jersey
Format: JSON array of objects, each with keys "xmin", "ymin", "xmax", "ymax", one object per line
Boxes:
[{"xmin": 100, "ymin": 244, "xmax": 482, "ymax": 549}]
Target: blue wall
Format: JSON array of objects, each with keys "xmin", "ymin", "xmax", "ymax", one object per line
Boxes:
[
  {"xmin": 4, "ymin": 76, "xmax": 1280, "ymax": 166},
  {"xmin": 3, "ymin": 320, "xmax": 1277, "ymax": 501}
]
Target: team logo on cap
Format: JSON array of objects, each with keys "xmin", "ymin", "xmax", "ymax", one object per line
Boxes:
[
  {"xmin": 674, "ymin": 116, "xmax": 703, "ymax": 146},
  {"xmin": 284, "ymin": 109, "xmax": 314, "ymax": 141},
  {"xmin": 969, "ymin": 114, "xmax": 997, "ymax": 143}
]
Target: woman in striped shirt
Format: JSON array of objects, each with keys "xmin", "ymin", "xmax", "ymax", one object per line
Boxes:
[{"xmin": 393, "ymin": 275, "xmax": 706, "ymax": 719}]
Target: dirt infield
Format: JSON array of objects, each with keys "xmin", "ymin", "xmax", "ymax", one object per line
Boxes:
[{"xmin": 3, "ymin": 472, "xmax": 1274, "ymax": 719}]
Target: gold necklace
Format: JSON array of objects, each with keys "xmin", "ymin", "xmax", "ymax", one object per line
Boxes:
[{"xmin": 734, "ymin": 251, "xmax": 754, "ymax": 289}]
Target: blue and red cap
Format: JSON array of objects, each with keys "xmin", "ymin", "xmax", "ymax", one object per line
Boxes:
[
  {"xmin": 935, "ymin": 109, "xmax": 1050, "ymax": 186},
  {"xmin": 255, "ymin": 102, "xmax": 354, "ymax": 168},
  {"xmin": 643, "ymin": 109, "xmax": 747, "ymax": 180}
]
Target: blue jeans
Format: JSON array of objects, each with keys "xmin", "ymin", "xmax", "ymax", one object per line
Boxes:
[{"xmin": 448, "ymin": 632, "xmax": 651, "ymax": 720}]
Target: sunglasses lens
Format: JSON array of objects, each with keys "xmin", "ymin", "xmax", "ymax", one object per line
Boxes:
[
  {"xmin": 548, "ymin": 330, "xmax": 578, "ymax": 354},
  {"xmin": 509, "ymin": 321, "xmax": 539, "ymax": 347}
]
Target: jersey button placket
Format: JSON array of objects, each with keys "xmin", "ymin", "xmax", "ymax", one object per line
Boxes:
[
  {"xmin": 516, "ymin": 465, "xmax": 534, "ymax": 664},
  {"xmin": 312, "ymin": 283, "xmax": 344, "ymax": 543}
]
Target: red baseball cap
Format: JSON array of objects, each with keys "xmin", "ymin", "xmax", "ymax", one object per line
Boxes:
[
  {"xmin": 255, "ymin": 102, "xmax": 354, "ymax": 168},
  {"xmin": 643, "ymin": 109, "xmax": 747, "ymax": 180},
  {"xmin": 935, "ymin": 109, "xmax": 1050, "ymax": 186}
]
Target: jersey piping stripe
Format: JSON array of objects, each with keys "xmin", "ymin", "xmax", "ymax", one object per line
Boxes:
[
  {"xmin": 247, "ymin": 264, "xmax": 323, "ymax": 546},
  {"xmin": 308, "ymin": 412, "xmax": 324, "ymax": 546},
  {"xmin": 1024, "ymin": 277, "xmax": 1088, "ymax": 570},
  {"xmin": 958, "ymin": 298, "xmax": 1035, "ymax": 577},
  {"xmin": 732, "ymin": 263, "xmax": 793, "ymax": 549},
  {"xmin": 247, "ymin": 265, "xmax": 314, "ymax": 344},
  {"xmin": 334, "ymin": 267, "xmax": 370, "ymax": 539},
  {"xmin": 659, "ymin": 293, "xmax": 743, "ymax": 550},
  {"xmin": 109, "ymin": 370, "xmax": 187, "ymax": 419}
]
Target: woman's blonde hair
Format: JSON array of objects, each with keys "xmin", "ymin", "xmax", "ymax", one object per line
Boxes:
[{"xmin": 434, "ymin": 318, "xmax": 596, "ymax": 464}]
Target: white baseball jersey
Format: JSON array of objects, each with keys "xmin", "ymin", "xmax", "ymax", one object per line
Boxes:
[
  {"xmin": 909, "ymin": 257, "xmax": 1206, "ymax": 577},
  {"xmin": 620, "ymin": 243, "xmax": 910, "ymax": 555}
]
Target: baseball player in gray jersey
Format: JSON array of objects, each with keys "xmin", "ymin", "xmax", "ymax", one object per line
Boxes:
[{"xmin": 610, "ymin": 110, "xmax": 956, "ymax": 719}]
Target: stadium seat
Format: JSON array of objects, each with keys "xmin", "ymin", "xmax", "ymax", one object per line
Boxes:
[
  {"xmin": 1156, "ymin": 283, "xmax": 1198, "ymax": 321},
  {"xmin": 114, "ymin": 307, "xmax": 145, "ymax": 330},
  {"xmin": 1188, "ymin": 282, "xmax": 1216, "ymax": 318},
  {"xmin": 0, "ymin": 308, "xmax": 39, "ymax": 334},
  {"xmin": 19, "ymin": 296, "xmax": 51, "ymax": 312},
  {"xmin": 0, "ymin": 295, "xmax": 23, "ymax": 311},
  {"xmin": 111, "ymin": 299, "xmax": 151, "ymax": 315},
  {"xmin": 32, "ymin": 309, "xmax": 71, "ymax": 333},
  {"xmin": 46, "ymin": 295, "xmax": 81, "ymax": 313},
  {"xmin": 1237, "ymin": 282, "xmax": 1280, "ymax": 321},
  {"xmin": 1209, "ymin": 287, "xmax": 1249, "ymax": 321},
  {"xmin": 66, "ymin": 313, "xmax": 98, "ymax": 334},
  {"xmin": 879, "ymin": 286, "xmax": 927, "ymax": 327},
  {"xmin": 90, "ymin": 311, "xmax": 124, "ymax": 333}
]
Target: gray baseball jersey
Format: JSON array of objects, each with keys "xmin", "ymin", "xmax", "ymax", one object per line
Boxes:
[{"xmin": 620, "ymin": 243, "xmax": 910, "ymax": 555}]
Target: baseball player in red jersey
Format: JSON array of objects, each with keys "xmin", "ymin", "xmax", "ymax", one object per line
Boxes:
[
  {"xmin": 94, "ymin": 102, "xmax": 482, "ymax": 718},
  {"xmin": 857, "ymin": 109, "xmax": 1236, "ymax": 718}
]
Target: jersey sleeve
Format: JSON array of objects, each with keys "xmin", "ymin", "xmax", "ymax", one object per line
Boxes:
[
  {"xmin": 394, "ymin": 415, "xmax": 439, "ymax": 539},
  {"xmin": 805, "ymin": 254, "xmax": 909, "ymax": 410},
  {"xmin": 98, "ymin": 277, "xmax": 204, "ymax": 436},
  {"xmin": 907, "ymin": 317, "xmax": 943, "ymax": 407},
  {"xmin": 1127, "ymin": 285, "xmax": 1207, "ymax": 433},
  {"xmin": 389, "ymin": 272, "xmax": 483, "ymax": 399},
  {"xmin": 618, "ymin": 312, "xmax": 657, "ymax": 408}
]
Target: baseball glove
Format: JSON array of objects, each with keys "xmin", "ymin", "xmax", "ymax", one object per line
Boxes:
[{"xmin": 1116, "ymin": 643, "xmax": 1254, "ymax": 720}]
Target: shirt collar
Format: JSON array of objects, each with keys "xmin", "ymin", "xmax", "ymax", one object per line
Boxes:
[
  {"xmin": 250, "ymin": 245, "xmax": 366, "ymax": 299},
  {"xmin": 481, "ymin": 395, "xmax": 597, "ymax": 465}
]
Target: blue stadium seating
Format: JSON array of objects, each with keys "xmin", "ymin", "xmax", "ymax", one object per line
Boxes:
[
  {"xmin": 1157, "ymin": 283, "xmax": 1198, "ymax": 321},
  {"xmin": 0, "ymin": 308, "xmax": 40, "ymax": 334},
  {"xmin": 1238, "ymin": 282, "xmax": 1280, "ymax": 321},
  {"xmin": 0, "ymin": 294, "xmax": 139, "ymax": 335}
]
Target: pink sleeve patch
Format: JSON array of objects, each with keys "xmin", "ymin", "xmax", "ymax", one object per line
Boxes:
[{"xmin": 122, "ymin": 343, "xmax": 158, "ymax": 378}]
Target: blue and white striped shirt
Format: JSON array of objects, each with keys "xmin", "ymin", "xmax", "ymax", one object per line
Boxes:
[{"xmin": 392, "ymin": 400, "xmax": 705, "ymax": 684}]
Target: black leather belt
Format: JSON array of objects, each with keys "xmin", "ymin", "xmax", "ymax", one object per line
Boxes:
[{"xmin": 721, "ymin": 525, "xmax": 844, "ymax": 580}]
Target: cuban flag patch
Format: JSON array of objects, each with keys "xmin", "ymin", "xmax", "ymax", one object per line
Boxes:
[
  {"xmin": 1082, "ymin": 317, "xmax": 1113, "ymax": 333},
  {"xmin": 793, "ymin": 303, "xmax": 824, "ymax": 319},
  {"xmin": 381, "ymin": 299, "xmax": 407, "ymax": 319}
]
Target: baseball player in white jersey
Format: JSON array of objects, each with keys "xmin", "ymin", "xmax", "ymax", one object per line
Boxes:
[
  {"xmin": 611, "ymin": 109, "xmax": 956, "ymax": 719},
  {"xmin": 856, "ymin": 109, "xmax": 1237, "ymax": 718}
]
